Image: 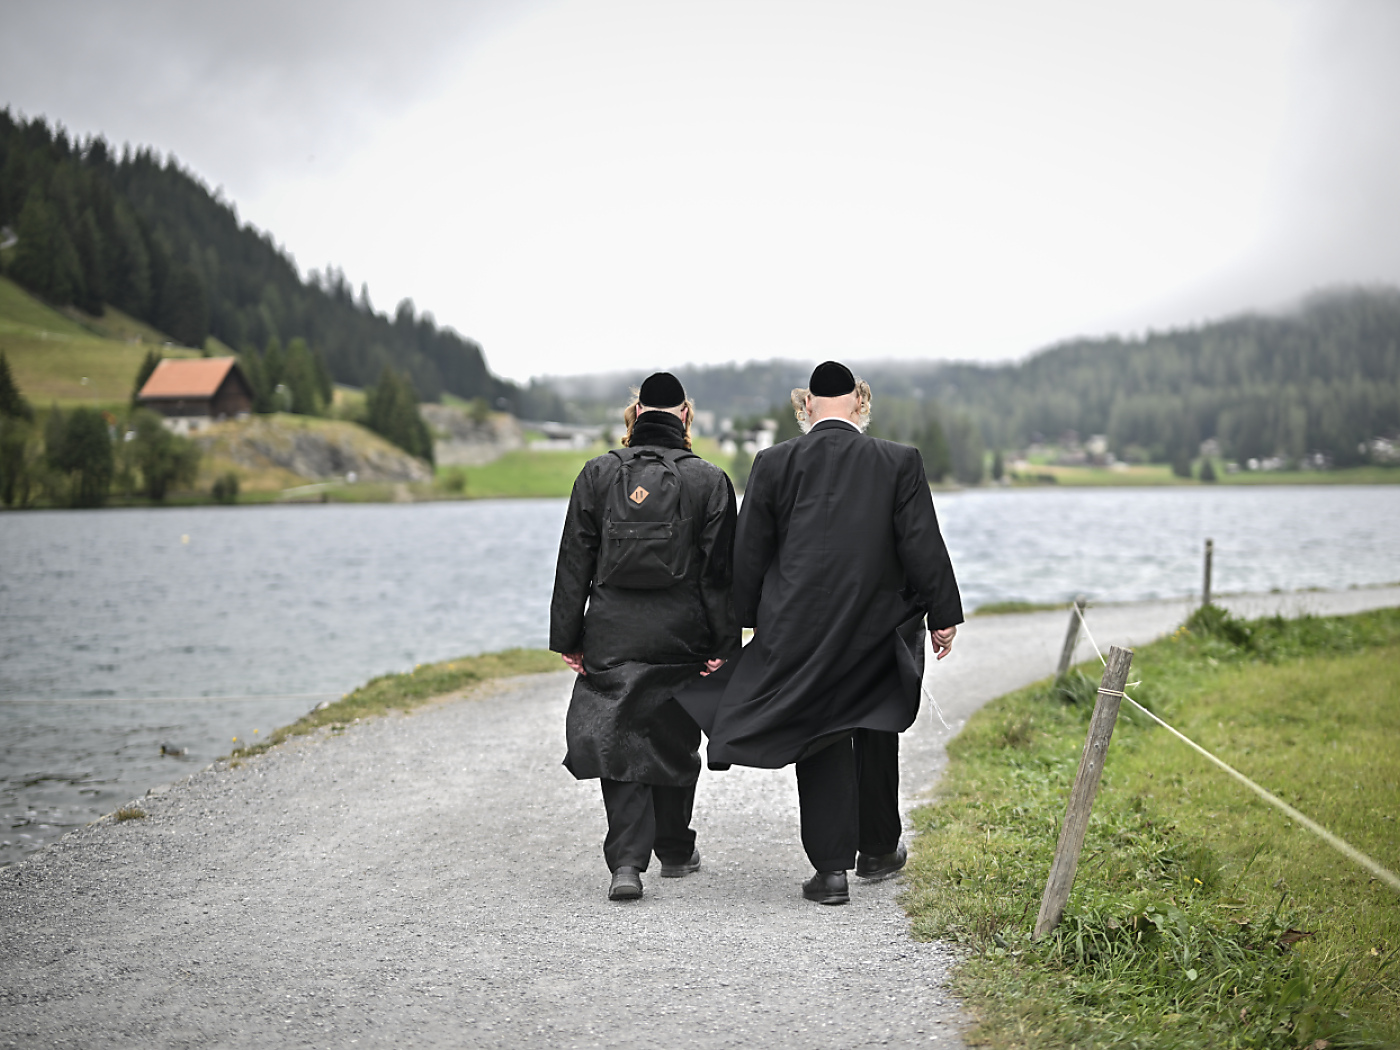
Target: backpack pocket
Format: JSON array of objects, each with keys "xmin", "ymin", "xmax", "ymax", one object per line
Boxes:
[{"xmin": 597, "ymin": 517, "xmax": 694, "ymax": 589}]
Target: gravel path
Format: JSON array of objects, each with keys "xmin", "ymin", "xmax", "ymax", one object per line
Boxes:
[{"xmin": 3, "ymin": 586, "xmax": 1397, "ymax": 1049}]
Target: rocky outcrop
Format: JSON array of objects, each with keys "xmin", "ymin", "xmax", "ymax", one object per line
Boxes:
[
  {"xmin": 421, "ymin": 404, "xmax": 524, "ymax": 466},
  {"xmin": 196, "ymin": 416, "xmax": 432, "ymax": 483}
]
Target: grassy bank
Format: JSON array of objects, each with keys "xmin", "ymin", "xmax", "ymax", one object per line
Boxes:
[
  {"xmin": 1010, "ymin": 462, "xmax": 1400, "ymax": 486},
  {"xmin": 903, "ymin": 606, "xmax": 1400, "ymax": 1048},
  {"xmin": 228, "ymin": 648, "xmax": 560, "ymax": 761}
]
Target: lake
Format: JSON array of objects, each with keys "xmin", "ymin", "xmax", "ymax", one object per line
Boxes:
[{"xmin": 4, "ymin": 485, "xmax": 1399, "ymax": 865}]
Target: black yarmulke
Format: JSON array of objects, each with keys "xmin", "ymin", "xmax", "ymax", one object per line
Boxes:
[
  {"xmin": 639, "ymin": 372, "xmax": 686, "ymax": 408},
  {"xmin": 809, "ymin": 361, "xmax": 855, "ymax": 397}
]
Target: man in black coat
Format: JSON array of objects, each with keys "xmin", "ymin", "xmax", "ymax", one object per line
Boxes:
[
  {"xmin": 681, "ymin": 361, "xmax": 962, "ymax": 904},
  {"xmin": 550, "ymin": 372, "xmax": 740, "ymax": 901}
]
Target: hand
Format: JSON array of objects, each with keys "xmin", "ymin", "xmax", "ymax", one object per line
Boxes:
[
  {"xmin": 700, "ymin": 658, "xmax": 726, "ymax": 676},
  {"xmin": 561, "ymin": 652, "xmax": 586, "ymax": 676},
  {"xmin": 930, "ymin": 625, "xmax": 957, "ymax": 661}
]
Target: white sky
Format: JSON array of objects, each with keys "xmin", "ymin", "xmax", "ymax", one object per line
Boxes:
[{"xmin": 4, "ymin": 0, "xmax": 1400, "ymax": 382}]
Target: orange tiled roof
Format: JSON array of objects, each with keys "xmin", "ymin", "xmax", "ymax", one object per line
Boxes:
[{"xmin": 138, "ymin": 357, "xmax": 238, "ymax": 399}]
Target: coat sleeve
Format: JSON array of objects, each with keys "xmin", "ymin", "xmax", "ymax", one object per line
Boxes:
[
  {"xmin": 731, "ymin": 449, "xmax": 778, "ymax": 629},
  {"xmin": 698, "ymin": 470, "xmax": 741, "ymax": 659},
  {"xmin": 892, "ymin": 446, "xmax": 964, "ymax": 630},
  {"xmin": 549, "ymin": 461, "xmax": 603, "ymax": 652}
]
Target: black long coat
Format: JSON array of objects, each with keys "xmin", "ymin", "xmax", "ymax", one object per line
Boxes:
[
  {"xmin": 550, "ymin": 413, "xmax": 741, "ymax": 786},
  {"xmin": 680, "ymin": 419, "xmax": 963, "ymax": 769}
]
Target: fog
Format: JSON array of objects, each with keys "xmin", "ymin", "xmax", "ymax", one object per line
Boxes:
[{"xmin": 3, "ymin": 0, "xmax": 1399, "ymax": 380}]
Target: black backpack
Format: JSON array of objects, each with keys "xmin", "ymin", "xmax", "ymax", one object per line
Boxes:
[{"xmin": 596, "ymin": 446, "xmax": 698, "ymax": 589}]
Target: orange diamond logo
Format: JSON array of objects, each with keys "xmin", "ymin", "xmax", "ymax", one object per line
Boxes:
[{"xmin": 629, "ymin": 485, "xmax": 649, "ymax": 504}]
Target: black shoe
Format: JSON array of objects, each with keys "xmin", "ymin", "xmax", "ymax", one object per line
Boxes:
[
  {"xmin": 659, "ymin": 849, "xmax": 701, "ymax": 878},
  {"xmin": 855, "ymin": 842, "xmax": 907, "ymax": 880},
  {"xmin": 802, "ymin": 870, "xmax": 849, "ymax": 905},
  {"xmin": 608, "ymin": 867, "xmax": 643, "ymax": 901}
]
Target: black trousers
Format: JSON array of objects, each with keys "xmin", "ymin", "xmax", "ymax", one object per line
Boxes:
[
  {"xmin": 599, "ymin": 779, "xmax": 698, "ymax": 873},
  {"xmin": 794, "ymin": 729, "xmax": 901, "ymax": 872}
]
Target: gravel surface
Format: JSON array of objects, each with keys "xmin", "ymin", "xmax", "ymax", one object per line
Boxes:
[{"xmin": 3, "ymin": 586, "xmax": 1397, "ymax": 1049}]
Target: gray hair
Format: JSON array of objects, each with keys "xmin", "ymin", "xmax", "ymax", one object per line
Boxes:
[{"xmin": 789, "ymin": 378, "xmax": 873, "ymax": 433}]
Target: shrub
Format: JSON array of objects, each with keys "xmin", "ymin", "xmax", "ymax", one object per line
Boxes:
[
  {"xmin": 130, "ymin": 410, "xmax": 201, "ymax": 500},
  {"xmin": 211, "ymin": 471, "xmax": 240, "ymax": 504}
]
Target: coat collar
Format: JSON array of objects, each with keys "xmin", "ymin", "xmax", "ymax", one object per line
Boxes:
[
  {"xmin": 629, "ymin": 410, "xmax": 689, "ymax": 450},
  {"xmin": 810, "ymin": 417, "xmax": 862, "ymax": 435}
]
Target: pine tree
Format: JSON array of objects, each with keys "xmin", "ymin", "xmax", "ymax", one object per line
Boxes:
[
  {"xmin": 130, "ymin": 350, "xmax": 162, "ymax": 406},
  {"xmin": 0, "ymin": 352, "xmax": 34, "ymax": 421},
  {"xmin": 365, "ymin": 366, "xmax": 433, "ymax": 463}
]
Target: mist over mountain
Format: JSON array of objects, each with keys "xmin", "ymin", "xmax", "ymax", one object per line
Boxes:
[
  {"xmin": 547, "ymin": 288, "xmax": 1400, "ymax": 469},
  {"xmin": 0, "ymin": 110, "xmax": 562, "ymax": 418}
]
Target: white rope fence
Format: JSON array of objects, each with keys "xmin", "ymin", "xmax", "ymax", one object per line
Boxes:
[{"xmin": 1071, "ymin": 601, "xmax": 1400, "ymax": 894}]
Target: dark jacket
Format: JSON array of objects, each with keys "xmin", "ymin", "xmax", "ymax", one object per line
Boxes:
[
  {"xmin": 680, "ymin": 418, "xmax": 962, "ymax": 769},
  {"xmin": 550, "ymin": 411, "xmax": 741, "ymax": 785}
]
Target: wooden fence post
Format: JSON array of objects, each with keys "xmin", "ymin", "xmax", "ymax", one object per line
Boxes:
[
  {"xmin": 1034, "ymin": 644, "xmax": 1134, "ymax": 940},
  {"xmin": 1202, "ymin": 538, "xmax": 1214, "ymax": 607},
  {"xmin": 1055, "ymin": 596, "xmax": 1088, "ymax": 681}
]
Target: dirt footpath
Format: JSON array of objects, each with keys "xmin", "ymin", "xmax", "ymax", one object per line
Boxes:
[{"xmin": 2, "ymin": 587, "xmax": 1396, "ymax": 1049}]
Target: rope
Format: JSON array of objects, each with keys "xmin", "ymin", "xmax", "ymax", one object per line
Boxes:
[
  {"xmin": 1069, "ymin": 606, "xmax": 1400, "ymax": 895},
  {"xmin": 922, "ymin": 634, "xmax": 954, "ymax": 730}
]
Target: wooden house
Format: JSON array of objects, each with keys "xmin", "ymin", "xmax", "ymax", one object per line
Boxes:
[{"xmin": 136, "ymin": 358, "xmax": 254, "ymax": 433}]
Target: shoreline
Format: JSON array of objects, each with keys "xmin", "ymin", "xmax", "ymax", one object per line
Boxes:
[{"xmin": 3, "ymin": 469, "xmax": 1398, "ymax": 511}]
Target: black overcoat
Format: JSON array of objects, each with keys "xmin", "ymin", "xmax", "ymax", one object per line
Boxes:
[
  {"xmin": 550, "ymin": 413, "xmax": 741, "ymax": 786},
  {"xmin": 680, "ymin": 419, "xmax": 963, "ymax": 769}
]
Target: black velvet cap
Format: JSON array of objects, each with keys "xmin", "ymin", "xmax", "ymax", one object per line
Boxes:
[
  {"xmin": 809, "ymin": 360, "xmax": 855, "ymax": 397},
  {"xmin": 639, "ymin": 371, "xmax": 686, "ymax": 408}
]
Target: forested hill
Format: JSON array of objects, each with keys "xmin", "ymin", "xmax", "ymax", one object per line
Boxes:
[
  {"xmin": 550, "ymin": 288, "xmax": 1400, "ymax": 469},
  {"xmin": 0, "ymin": 110, "xmax": 559, "ymax": 416},
  {"xmin": 864, "ymin": 287, "xmax": 1400, "ymax": 467}
]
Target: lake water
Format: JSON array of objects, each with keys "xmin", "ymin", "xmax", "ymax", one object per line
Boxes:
[{"xmin": 4, "ymin": 485, "xmax": 1399, "ymax": 865}]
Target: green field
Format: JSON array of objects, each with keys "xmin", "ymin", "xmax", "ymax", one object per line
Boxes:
[
  {"xmin": 1011, "ymin": 461, "xmax": 1400, "ymax": 487},
  {"xmin": 440, "ymin": 436, "xmax": 738, "ymax": 499},
  {"xmin": 902, "ymin": 606, "xmax": 1400, "ymax": 1048},
  {"xmin": 0, "ymin": 275, "xmax": 201, "ymax": 407}
]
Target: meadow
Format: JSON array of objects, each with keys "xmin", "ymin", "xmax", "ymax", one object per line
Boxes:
[
  {"xmin": 902, "ymin": 606, "xmax": 1400, "ymax": 1048},
  {"xmin": 0, "ymin": 275, "xmax": 202, "ymax": 408}
]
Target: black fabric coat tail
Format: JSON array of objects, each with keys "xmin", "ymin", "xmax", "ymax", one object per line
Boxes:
[
  {"xmin": 679, "ymin": 418, "xmax": 963, "ymax": 770},
  {"xmin": 550, "ymin": 412, "xmax": 740, "ymax": 786}
]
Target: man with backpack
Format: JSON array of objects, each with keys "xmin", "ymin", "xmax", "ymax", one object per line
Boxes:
[{"xmin": 550, "ymin": 372, "xmax": 740, "ymax": 902}]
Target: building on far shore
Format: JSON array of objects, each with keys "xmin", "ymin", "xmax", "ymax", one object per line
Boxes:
[{"xmin": 135, "ymin": 357, "xmax": 254, "ymax": 434}]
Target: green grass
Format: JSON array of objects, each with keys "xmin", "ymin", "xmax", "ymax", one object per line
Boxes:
[
  {"xmin": 902, "ymin": 605, "xmax": 1400, "ymax": 1048},
  {"xmin": 0, "ymin": 275, "xmax": 200, "ymax": 406},
  {"xmin": 449, "ymin": 439, "xmax": 736, "ymax": 498},
  {"xmin": 228, "ymin": 648, "xmax": 561, "ymax": 761},
  {"xmin": 1009, "ymin": 461, "xmax": 1400, "ymax": 487},
  {"xmin": 974, "ymin": 601, "xmax": 1073, "ymax": 616}
]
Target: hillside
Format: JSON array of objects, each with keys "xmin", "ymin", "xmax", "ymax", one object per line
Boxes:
[
  {"xmin": 0, "ymin": 274, "xmax": 201, "ymax": 406},
  {"xmin": 195, "ymin": 414, "xmax": 432, "ymax": 492},
  {"xmin": 0, "ymin": 109, "xmax": 562, "ymax": 418},
  {"xmin": 548, "ymin": 288, "xmax": 1400, "ymax": 469}
]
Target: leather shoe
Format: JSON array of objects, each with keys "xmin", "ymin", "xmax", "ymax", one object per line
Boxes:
[
  {"xmin": 608, "ymin": 867, "xmax": 643, "ymax": 901},
  {"xmin": 802, "ymin": 870, "xmax": 849, "ymax": 905},
  {"xmin": 659, "ymin": 849, "xmax": 701, "ymax": 878},
  {"xmin": 855, "ymin": 842, "xmax": 907, "ymax": 880}
]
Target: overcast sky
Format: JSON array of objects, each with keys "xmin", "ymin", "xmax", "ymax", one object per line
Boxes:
[{"xmin": 4, "ymin": 0, "xmax": 1399, "ymax": 382}]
